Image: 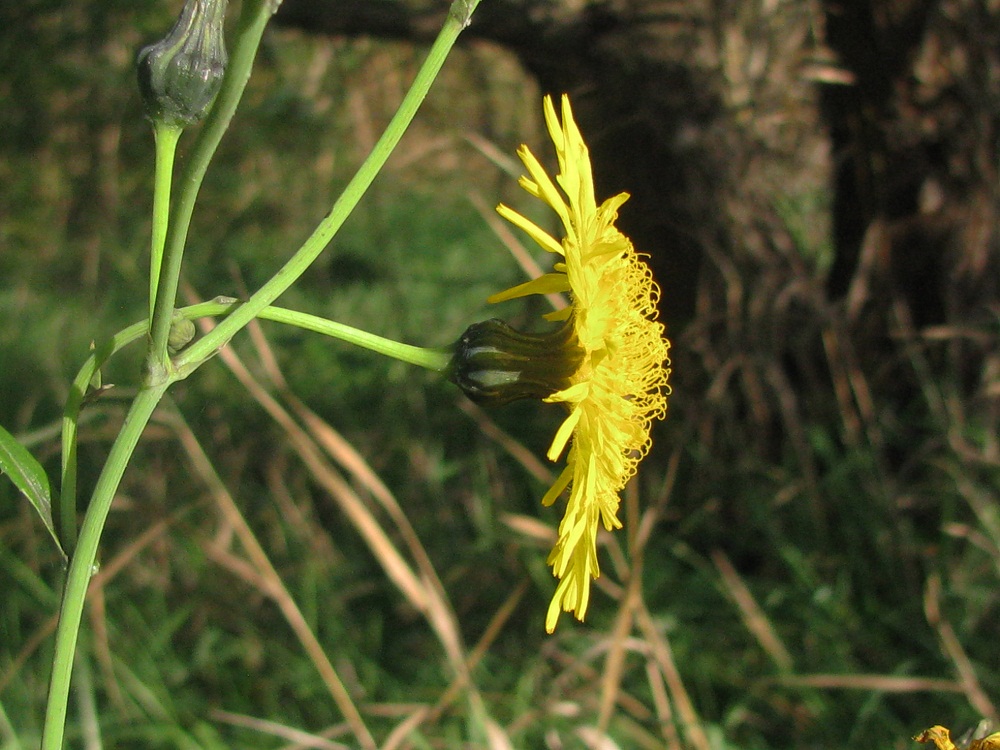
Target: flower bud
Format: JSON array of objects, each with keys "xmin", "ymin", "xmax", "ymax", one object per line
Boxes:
[
  {"xmin": 447, "ymin": 319, "xmax": 583, "ymax": 405},
  {"xmin": 167, "ymin": 314, "xmax": 196, "ymax": 355},
  {"xmin": 137, "ymin": 0, "xmax": 229, "ymax": 128}
]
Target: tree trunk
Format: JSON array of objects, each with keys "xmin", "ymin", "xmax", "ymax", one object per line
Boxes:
[{"xmin": 273, "ymin": 0, "xmax": 829, "ymax": 324}]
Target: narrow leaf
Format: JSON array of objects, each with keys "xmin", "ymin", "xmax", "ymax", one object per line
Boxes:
[{"xmin": 0, "ymin": 424, "xmax": 65, "ymax": 558}]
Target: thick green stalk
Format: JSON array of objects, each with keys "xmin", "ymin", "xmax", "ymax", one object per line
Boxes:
[
  {"xmin": 42, "ymin": 384, "xmax": 168, "ymax": 750},
  {"xmin": 173, "ymin": 0, "xmax": 482, "ymax": 377}
]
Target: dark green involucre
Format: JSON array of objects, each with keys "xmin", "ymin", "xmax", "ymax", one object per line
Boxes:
[
  {"xmin": 137, "ymin": 0, "xmax": 229, "ymax": 128},
  {"xmin": 447, "ymin": 318, "xmax": 583, "ymax": 406}
]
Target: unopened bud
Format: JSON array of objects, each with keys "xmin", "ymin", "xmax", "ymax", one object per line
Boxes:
[
  {"xmin": 137, "ymin": 0, "xmax": 229, "ymax": 128},
  {"xmin": 447, "ymin": 319, "xmax": 583, "ymax": 405},
  {"xmin": 167, "ymin": 314, "xmax": 196, "ymax": 355}
]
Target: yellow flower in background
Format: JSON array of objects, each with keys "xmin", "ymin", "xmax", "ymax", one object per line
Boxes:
[
  {"xmin": 915, "ymin": 724, "xmax": 1000, "ymax": 750},
  {"xmin": 490, "ymin": 94, "xmax": 672, "ymax": 633}
]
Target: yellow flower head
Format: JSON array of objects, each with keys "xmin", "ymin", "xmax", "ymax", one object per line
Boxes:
[
  {"xmin": 915, "ymin": 724, "xmax": 1000, "ymax": 750},
  {"xmin": 490, "ymin": 94, "xmax": 671, "ymax": 633}
]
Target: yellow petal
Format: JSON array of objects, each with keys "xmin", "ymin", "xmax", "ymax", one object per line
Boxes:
[
  {"xmin": 487, "ymin": 273, "xmax": 571, "ymax": 304},
  {"xmin": 914, "ymin": 727, "xmax": 957, "ymax": 750},
  {"xmin": 516, "ymin": 145, "xmax": 572, "ymax": 231},
  {"xmin": 541, "ymin": 465, "xmax": 573, "ymax": 507},
  {"xmin": 495, "ymin": 204, "xmax": 563, "ymax": 256},
  {"xmin": 545, "ymin": 407, "xmax": 582, "ymax": 462}
]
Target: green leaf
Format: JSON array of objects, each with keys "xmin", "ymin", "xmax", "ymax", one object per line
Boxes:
[{"xmin": 0, "ymin": 423, "xmax": 65, "ymax": 559}]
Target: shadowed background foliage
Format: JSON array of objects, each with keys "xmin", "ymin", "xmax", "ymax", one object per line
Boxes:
[{"xmin": 1, "ymin": 0, "xmax": 997, "ymax": 748}]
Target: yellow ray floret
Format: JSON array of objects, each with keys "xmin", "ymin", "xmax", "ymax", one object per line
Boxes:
[{"xmin": 491, "ymin": 94, "xmax": 671, "ymax": 633}]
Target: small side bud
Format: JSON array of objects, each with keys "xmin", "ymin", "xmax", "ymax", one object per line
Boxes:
[
  {"xmin": 447, "ymin": 319, "xmax": 583, "ymax": 405},
  {"xmin": 137, "ymin": 0, "xmax": 229, "ymax": 128},
  {"xmin": 167, "ymin": 314, "xmax": 196, "ymax": 355}
]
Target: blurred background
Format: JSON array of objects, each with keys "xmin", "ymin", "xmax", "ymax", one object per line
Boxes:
[{"xmin": 1, "ymin": 0, "xmax": 997, "ymax": 748}]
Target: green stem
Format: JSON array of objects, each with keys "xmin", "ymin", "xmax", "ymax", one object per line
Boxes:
[
  {"xmin": 173, "ymin": 0, "xmax": 480, "ymax": 377},
  {"xmin": 229, "ymin": 300, "xmax": 451, "ymax": 371},
  {"xmin": 146, "ymin": 0, "xmax": 275, "ymax": 383},
  {"xmin": 59, "ymin": 323, "xmax": 149, "ymax": 554},
  {"xmin": 46, "ymin": 0, "xmax": 479, "ymax": 742},
  {"xmin": 46, "ymin": 2, "xmax": 275, "ymax": 739},
  {"xmin": 48, "ymin": 299, "xmax": 447, "ymax": 748},
  {"xmin": 58, "ymin": 300, "xmax": 448, "ymax": 555},
  {"xmin": 149, "ymin": 123, "xmax": 182, "ymax": 324},
  {"xmin": 43, "ymin": 385, "xmax": 169, "ymax": 750}
]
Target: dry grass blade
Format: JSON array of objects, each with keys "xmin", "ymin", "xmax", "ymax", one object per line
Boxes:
[
  {"xmin": 195, "ymin": 312, "xmax": 430, "ymax": 611},
  {"xmin": 597, "ymin": 478, "xmax": 665, "ymax": 735},
  {"xmin": 422, "ymin": 579, "xmax": 530, "ymax": 731},
  {"xmin": 711, "ymin": 548, "xmax": 793, "ymax": 673},
  {"xmin": 485, "ymin": 718, "xmax": 517, "ymax": 750},
  {"xmin": 457, "ymin": 398, "xmax": 554, "ymax": 485},
  {"xmin": 644, "ymin": 659, "xmax": 683, "ymax": 750},
  {"xmin": 636, "ymin": 447, "xmax": 682, "ymax": 551},
  {"xmin": 762, "ymin": 360, "xmax": 820, "ymax": 502},
  {"xmin": 85, "ymin": 582, "xmax": 124, "ymax": 713},
  {"xmin": 635, "ymin": 605, "xmax": 712, "ymax": 750},
  {"xmin": 189, "ymin": 307, "xmax": 513, "ymax": 744},
  {"xmin": 282, "ymin": 398, "xmax": 517, "ymax": 747},
  {"xmin": 767, "ymin": 674, "xmax": 967, "ymax": 693},
  {"xmin": 235, "ymin": 308, "xmax": 481, "ymax": 691},
  {"xmin": 595, "ymin": 447, "xmax": 683, "ymax": 738},
  {"xmin": 463, "ymin": 131, "xmax": 523, "ymax": 180},
  {"xmin": 924, "ymin": 574, "xmax": 999, "ymax": 722},
  {"xmin": 285, "ymin": 392, "xmax": 474, "ymax": 662},
  {"xmin": 598, "ymin": 558, "xmax": 642, "ymax": 733},
  {"xmin": 548, "ymin": 639, "xmax": 653, "ymax": 720},
  {"xmin": 159, "ymin": 403, "xmax": 377, "ymax": 750},
  {"xmin": 947, "ymin": 466, "xmax": 1000, "ymax": 569},
  {"xmin": 209, "ymin": 708, "xmax": 352, "ymax": 750},
  {"xmin": 379, "ymin": 707, "xmax": 431, "ymax": 750},
  {"xmin": 500, "ymin": 511, "xmax": 555, "ymax": 545},
  {"xmin": 821, "ymin": 323, "xmax": 881, "ymax": 449}
]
